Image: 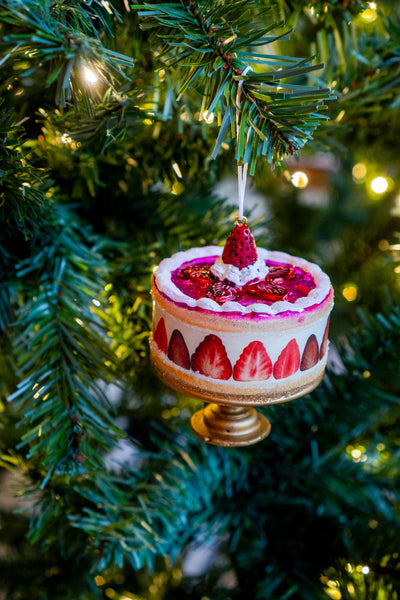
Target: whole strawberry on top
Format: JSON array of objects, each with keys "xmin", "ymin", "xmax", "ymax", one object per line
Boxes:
[
  {"xmin": 171, "ymin": 216, "xmax": 317, "ymax": 305},
  {"xmin": 209, "ymin": 216, "xmax": 269, "ymax": 287},
  {"xmin": 221, "ymin": 218, "xmax": 257, "ymax": 268}
]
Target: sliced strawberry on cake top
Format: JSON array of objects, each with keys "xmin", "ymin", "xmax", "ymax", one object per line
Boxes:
[
  {"xmin": 233, "ymin": 341, "xmax": 272, "ymax": 381},
  {"xmin": 191, "ymin": 334, "xmax": 232, "ymax": 380},
  {"xmin": 273, "ymin": 339, "xmax": 300, "ymax": 379}
]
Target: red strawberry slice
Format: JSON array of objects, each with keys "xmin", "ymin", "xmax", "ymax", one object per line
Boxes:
[
  {"xmin": 221, "ymin": 221, "xmax": 257, "ymax": 269},
  {"xmin": 273, "ymin": 339, "xmax": 300, "ymax": 379},
  {"xmin": 233, "ymin": 341, "xmax": 272, "ymax": 381},
  {"xmin": 245, "ymin": 280, "xmax": 286, "ymax": 302},
  {"xmin": 191, "ymin": 334, "xmax": 232, "ymax": 380},
  {"xmin": 268, "ymin": 266, "xmax": 295, "ymax": 280},
  {"xmin": 319, "ymin": 317, "xmax": 330, "ymax": 359},
  {"xmin": 168, "ymin": 329, "xmax": 190, "ymax": 370},
  {"xmin": 300, "ymin": 334, "xmax": 319, "ymax": 371},
  {"xmin": 180, "ymin": 265, "xmax": 214, "ymax": 285},
  {"xmin": 154, "ymin": 317, "xmax": 168, "ymax": 354},
  {"xmin": 205, "ymin": 279, "xmax": 239, "ymax": 304},
  {"xmin": 179, "ymin": 265, "xmax": 213, "ymax": 283}
]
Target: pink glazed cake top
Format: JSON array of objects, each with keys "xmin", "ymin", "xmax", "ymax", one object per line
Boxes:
[
  {"xmin": 171, "ymin": 256, "xmax": 316, "ymax": 307},
  {"xmin": 155, "ymin": 215, "xmax": 332, "ymax": 320},
  {"xmin": 155, "ymin": 246, "xmax": 332, "ymax": 321}
]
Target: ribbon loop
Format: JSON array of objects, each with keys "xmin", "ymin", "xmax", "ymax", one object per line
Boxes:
[{"xmin": 236, "ymin": 65, "xmax": 253, "ymax": 221}]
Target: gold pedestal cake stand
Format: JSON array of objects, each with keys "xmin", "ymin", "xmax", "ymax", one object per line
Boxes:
[
  {"xmin": 151, "ymin": 350, "xmax": 325, "ymax": 447},
  {"xmin": 191, "ymin": 404, "xmax": 270, "ymax": 447}
]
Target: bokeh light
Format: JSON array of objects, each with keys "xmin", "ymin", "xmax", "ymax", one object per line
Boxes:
[
  {"xmin": 352, "ymin": 162, "xmax": 367, "ymax": 181},
  {"xmin": 342, "ymin": 284, "xmax": 358, "ymax": 302},
  {"xmin": 360, "ymin": 2, "xmax": 378, "ymax": 22},
  {"xmin": 291, "ymin": 171, "xmax": 309, "ymax": 188},
  {"xmin": 370, "ymin": 176, "xmax": 389, "ymax": 194}
]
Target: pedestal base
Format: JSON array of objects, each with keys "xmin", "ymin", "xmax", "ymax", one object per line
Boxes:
[{"xmin": 191, "ymin": 404, "xmax": 271, "ymax": 447}]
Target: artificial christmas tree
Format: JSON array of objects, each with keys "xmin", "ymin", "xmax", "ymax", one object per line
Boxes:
[{"xmin": 1, "ymin": 1, "xmax": 400, "ymax": 599}]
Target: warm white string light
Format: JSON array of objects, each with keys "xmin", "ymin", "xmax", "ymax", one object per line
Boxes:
[
  {"xmin": 370, "ymin": 176, "xmax": 388, "ymax": 194},
  {"xmin": 82, "ymin": 66, "xmax": 99, "ymax": 85}
]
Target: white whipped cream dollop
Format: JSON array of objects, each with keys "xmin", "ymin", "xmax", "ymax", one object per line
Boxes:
[{"xmin": 210, "ymin": 256, "xmax": 269, "ymax": 285}]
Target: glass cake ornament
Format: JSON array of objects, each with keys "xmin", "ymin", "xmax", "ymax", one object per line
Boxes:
[{"xmin": 149, "ymin": 217, "xmax": 334, "ymax": 447}]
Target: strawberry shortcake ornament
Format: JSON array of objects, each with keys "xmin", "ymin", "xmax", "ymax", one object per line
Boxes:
[{"xmin": 150, "ymin": 217, "xmax": 334, "ymax": 446}]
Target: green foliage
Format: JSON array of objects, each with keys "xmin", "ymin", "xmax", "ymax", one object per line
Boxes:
[
  {"xmin": 301, "ymin": 1, "xmax": 400, "ymax": 159},
  {"xmin": 0, "ymin": 102, "xmax": 46, "ymax": 238},
  {"xmin": 8, "ymin": 204, "xmax": 124, "ymax": 487},
  {"xmin": 0, "ymin": 1, "xmax": 400, "ymax": 600},
  {"xmin": 0, "ymin": 0, "xmax": 134, "ymax": 112},
  {"xmin": 134, "ymin": 0, "xmax": 334, "ymax": 170}
]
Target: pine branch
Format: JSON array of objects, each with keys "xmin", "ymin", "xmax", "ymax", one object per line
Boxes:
[
  {"xmin": 37, "ymin": 434, "xmax": 250, "ymax": 572},
  {"xmin": 38, "ymin": 94, "xmax": 147, "ymax": 155},
  {"xmin": 0, "ymin": 424, "xmax": 251, "ymax": 574},
  {"xmin": 11, "ymin": 300, "xmax": 400, "ymax": 576},
  {"xmin": 0, "ymin": 0, "xmax": 134, "ymax": 113},
  {"xmin": 281, "ymin": 2, "xmax": 400, "ymax": 157},
  {"xmin": 0, "ymin": 247, "xmax": 15, "ymax": 336},
  {"xmin": 3, "ymin": 297, "xmax": 400, "ymax": 590},
  {"xmin": 0, "ymin": 0, "xmax": 124, "ymax": 38},
  {"xmin": 0, "ymin": 103, "xmax": 50, "ymax": 401},
  {"xmin": 334, "ymin": 21, "xmax": 400, "ymax": 110},
  {"xmin": 8, "ymin": 205, "xmax": 124, "ymax": 488},
  {"xmin": 134, "ymin": 0, "xmax": 334, "ymax": 170},
  {"xmin": 27, "ymin": 99, "xmax": 223, "ymax": 204},
  {"xmin": 0, "ymin": 101, "xmax": 47, "ymax": 238}
]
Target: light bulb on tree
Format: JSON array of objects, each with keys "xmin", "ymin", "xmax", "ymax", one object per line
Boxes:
[
  {"xmin": 202, "ymin": 111, "xmax": 214, "ymax": 124},
  {"xmin": 82, "ymin": 66, "xmax": 99, "ymax": 85}
]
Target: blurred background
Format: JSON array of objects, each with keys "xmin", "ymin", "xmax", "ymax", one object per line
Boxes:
[{"xmin": 0, "ymin": 1, "xmax": 400, "ymax": 599}]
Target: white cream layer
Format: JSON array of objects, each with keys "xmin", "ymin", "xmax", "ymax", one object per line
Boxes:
[
  {"xmin": 154, "ymin": 246, "xmax": 331, "ymax": 316},
  {"xmin": 210, "ymin": 256, "xmax": 269, "ymax": 285},
  {"xmin": 153, "ymin": 302, "xmax": 329, "ymax": 370}
]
